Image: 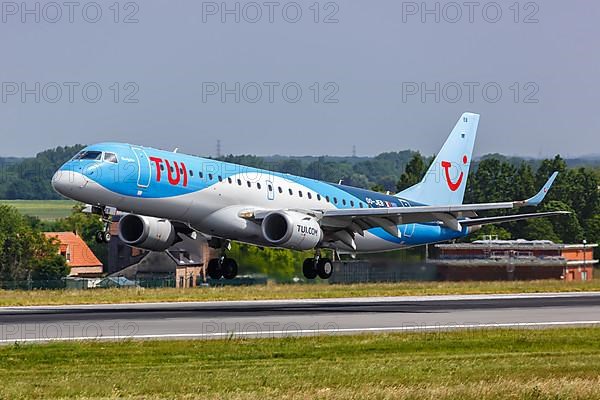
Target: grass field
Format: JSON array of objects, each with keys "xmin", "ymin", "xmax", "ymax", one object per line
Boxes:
[
  {"xmin": 0, "ymin": 328, "xmax": 599, "ymax": 399},
  {"xmin": 1, "ymin": 279, "xmax": 599, "ymax": 306},
  {"xmin": 0, "ymin": 199, "xmax": 75, "ymax": 220}
]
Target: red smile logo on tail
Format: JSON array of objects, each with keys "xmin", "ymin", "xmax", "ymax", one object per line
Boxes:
[{"xmin": 441, "ymin": 155, "xmax": 468, "ymax": 192}]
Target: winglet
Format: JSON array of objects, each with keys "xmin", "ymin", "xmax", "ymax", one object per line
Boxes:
[{"xmin": 522, "ymin": 171, "xmax": 558, "ymax": 206}]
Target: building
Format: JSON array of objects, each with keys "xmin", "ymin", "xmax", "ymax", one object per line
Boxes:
[
  {"xmin": 431, "ymin": 239, "xmax": 598, "ymax": 281},
  {"xmin": 44, "ymin": 232, "xmax": 103, "ymax": 277}
]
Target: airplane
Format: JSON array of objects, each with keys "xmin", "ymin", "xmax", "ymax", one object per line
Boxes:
[{"xmin": 51, "ymin": 112, "xmax": 567, "ymax": 280}]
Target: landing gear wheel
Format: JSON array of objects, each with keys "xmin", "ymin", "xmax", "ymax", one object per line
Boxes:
[
  {"xmin": 95, "ymin": 231, "xmax": 105, "ymax": 243},
  {"xmin": 207, "ymin": 258, "xmax": 222, "ymax": 280},
  {"xmin": 95, "ymin": 230, "xmax": 111, "ymax": 243},
  {"xmin": 317, "ymin": 258, "xmax": 333, "ymax": 280},
  {"xmin": 221, "ymin": 258, "xmax": 238, "ymax": 280},
  {"xmin": 302, "ymin": 258, "xmax": 318, "ymax": 279}
]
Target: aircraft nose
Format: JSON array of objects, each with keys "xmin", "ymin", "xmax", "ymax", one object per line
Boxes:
[
  {"xmin": 51, "ymin": 169, "xmax": 70, "ymax": 196},
  {"xmin": 52, "ymin": 167, "xmax": 89, "ymax": 197}
]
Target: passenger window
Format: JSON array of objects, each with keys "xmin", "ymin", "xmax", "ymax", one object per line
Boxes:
[
  {"xmin": 104, "ymin": 152, "xmax": 118, "ymax": 163},
  {"xmin": 208, "ymin": 174, "xmax": 213, "ymax": 180},
  {"xmin": 342, "ymin": 199, "xmax": 346, "ymax": 206},
  {"xmin": 218, "ymin": 176, "xmax": 223, "ymax": 182},
  {"xmin": 160, "ymin": 165, "xmax": 165, "ymax": 171},
  {"xmin": 278, "ymin": 187, "xmax": 283, "ymax": 193},
  {"xmin": 307, "ymin": 192, "xmax": 312, "ymax": 199},
  {"xmin": 247, "ymin": 181, "xmax": 252, "ymax": 188},
  {"xmin": 359, "ymin": 203, "xmax": 363, "ymax": 208},
  {"xmin": 228, "ymin": 177, "xmax": 232, "ymax": 184},
  {"xmin": 189, "ymin": 170, "xmax": 194, "ymax": 177},
  {"xmin": 317, "ymin": 194, "xmax": 321, "ymax": 201},
  {"xmin": 237, "ymin": 179, "xmax": 242, "ymax": 186},
  {"xmin": 334, "ymin": 197, "xmax": 338, "ymax": 204},
  {"xmin": 288, "ymin": 188, "xmax": 293, "ymax": 195},
  {"xmin": 350, "ymin": 200, "xmax": 354, "ymax": 207},
  {"xmin": 199, "ymin": 172, "xmax": 203, "ymax": 178},
  {"xmin": 325, "ymin": 196, "xmax": 330, "ymax": 203},
  {"xmin": 299, "ymin": 191, "xmax": 303, "ymax": 197},
  {"xmin": 257, "ymin": 183, "xmax": 262, "ymax": 190},
  {"xmin": 268, "ymin": 184, "xmax": 273, "ymax": 191}
]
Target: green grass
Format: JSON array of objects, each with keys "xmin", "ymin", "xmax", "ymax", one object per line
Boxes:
[
  {"xmin": 1, "ymin": 279, "xmax": 600, "ymax": 307},
  {"xmin": 0, "ymin": 199, "xmax": 75, "ymax": 220},
  {"xmin": 1, "ymin": 328, "xmax": 599, "ymax": 399}
]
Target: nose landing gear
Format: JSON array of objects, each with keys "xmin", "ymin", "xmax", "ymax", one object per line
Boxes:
[
  {"xmin": 95, "ymin": 229, "xmax": 112, "ymax": 244},
  {"xmin": 94, "ymin": 207, "xmax": 116, "ymax": 243}
]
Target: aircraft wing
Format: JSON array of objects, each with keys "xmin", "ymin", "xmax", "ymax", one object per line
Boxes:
[
  {"xmin": 318, "ymin": 171, "xmax": 560, "ymax": 232},
  {"xmin": 248, "ymin": 172, "xmax": 564, "ymax": 249}
]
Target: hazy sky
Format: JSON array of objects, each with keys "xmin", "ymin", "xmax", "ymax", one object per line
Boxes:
[{"xmin": 1, "ymin": 0, "xmax": 598, "ymax": 158}]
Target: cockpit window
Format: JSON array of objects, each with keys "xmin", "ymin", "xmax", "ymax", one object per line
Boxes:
[
  {"xmin": 74, "ymin": 151, "xmax": 103, "ymax": 161},
  {"xmin": 104, "ymin": 152, "xmax": 118, "ymax": 163}
]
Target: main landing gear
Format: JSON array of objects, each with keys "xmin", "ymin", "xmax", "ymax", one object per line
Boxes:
[
  {"xmin": 206, "ymin": 239, "xmax": 238, "ymax": 280},
  {"xmin": 207, "ymin": 256, "xmax": 238, "ymax": 280},
  {"xmin": 302, "ymin": 254, "xmax": 333, "ymax": 280}
]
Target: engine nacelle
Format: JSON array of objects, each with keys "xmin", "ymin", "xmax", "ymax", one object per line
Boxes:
[
  {"xmin": 118, "ymin": 214, "xmax": 177, "ymax": 252},
  {"xmin": 261, "ymin": 211, "xmax": 322, "ymax": 250}
]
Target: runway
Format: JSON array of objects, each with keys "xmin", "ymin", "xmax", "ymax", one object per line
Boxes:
[{"xmin": 1, "ymin": 292, "xmax": 600, "ymax": 343}]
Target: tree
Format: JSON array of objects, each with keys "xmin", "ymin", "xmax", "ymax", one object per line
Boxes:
[
  {"xmin": 0, "ymin": 205, "xmax": 67, "ymax": 283},
  {"xmin": 540, "ymin": 201, "xmax": 584, "ymax": 243},
  {"xmin": 513, "ymin": 163, "xmax": 536, "ymax": 200},
  {"xmin": 520, "ymin": 218, "xmax": 561, "ymax": 242},
  {"xmin": 396, "ymin": 153, "xmax": 427, "ymax": 192},
  {"xmin": 465, "ymin": 158, "xmax": 516, "ymax": 207}
]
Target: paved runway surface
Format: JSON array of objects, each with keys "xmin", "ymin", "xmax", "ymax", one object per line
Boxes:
[{"xmin": 1, "ymin": 292, "xmax": 600, "ymax": 343}]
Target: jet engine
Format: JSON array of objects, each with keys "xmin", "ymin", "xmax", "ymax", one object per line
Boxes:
[
  {"xmin": 118, "ymin": 214, "xmax": 178, "ymax": 252},
  {"xmin": 261, "ymin": 211, "xmax": 323, "ymax": 250}
]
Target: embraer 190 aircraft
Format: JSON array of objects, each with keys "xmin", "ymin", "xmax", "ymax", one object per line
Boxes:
[{"xmin": 52, "ymin": 113, "xmax": 566, "ymax": 280}]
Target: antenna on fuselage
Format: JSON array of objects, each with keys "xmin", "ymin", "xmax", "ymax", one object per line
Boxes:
[{"xmin": 173, "ymin": 148, "xmax": 179, "ymax": 153}]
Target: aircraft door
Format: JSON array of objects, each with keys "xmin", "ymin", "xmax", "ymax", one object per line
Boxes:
[{"xmin": 131, "ymin": 146, "xmax": 151, "ymax": 188}]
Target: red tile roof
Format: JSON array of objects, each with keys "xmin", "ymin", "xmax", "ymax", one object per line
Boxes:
[{"xmin": 44, "ymin": 232, "xmax": 103, "ymax": 268}]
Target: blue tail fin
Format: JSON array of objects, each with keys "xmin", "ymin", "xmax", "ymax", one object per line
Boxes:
[{"xmin": 396, "ymin": 112, "xmax": 479, "ymax": 206}]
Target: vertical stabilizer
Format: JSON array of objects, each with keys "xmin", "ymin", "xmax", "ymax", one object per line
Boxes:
[{"xmin": 396, "ymin": 112, "xmax": 479, "ymax": 205}]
